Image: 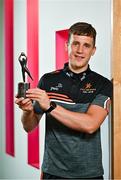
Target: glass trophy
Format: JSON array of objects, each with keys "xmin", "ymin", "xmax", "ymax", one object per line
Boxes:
[{"xmin": 17, "ymin": 52, "xmax": 33, "ymax": 98}]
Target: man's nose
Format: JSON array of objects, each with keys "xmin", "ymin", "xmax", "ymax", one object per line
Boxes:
[{"xmin": 77, "ymin": 44, "xmax": 83, "ymax": 53}]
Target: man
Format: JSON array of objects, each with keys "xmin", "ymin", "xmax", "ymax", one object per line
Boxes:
[{"xmin": 15, "ymin": 22, "xmax": 112, "ymax": 179}]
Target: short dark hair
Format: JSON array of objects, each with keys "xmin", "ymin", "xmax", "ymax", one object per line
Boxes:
[{"xmin": 68, "ymin": 22, "xmax": 97, "ymax": 46}]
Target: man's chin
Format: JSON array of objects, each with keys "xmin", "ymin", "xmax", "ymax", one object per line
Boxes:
[{"xmin": 70, "ymin": 63, "xmax": 88, "ymax": 72}]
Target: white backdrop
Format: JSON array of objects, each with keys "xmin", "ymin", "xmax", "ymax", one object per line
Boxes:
[{"xmin": 0, "ymin": 0, "xmax": 111, "ymax": 179}]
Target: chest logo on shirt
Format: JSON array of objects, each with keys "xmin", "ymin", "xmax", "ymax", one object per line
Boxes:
[
  {"xmin": 50, "ymin": 83, "xmax": 63, "ymax": 91},
  {"xmin": 80, "ymin": 83, "xmax": 96, "ymax": 94}
]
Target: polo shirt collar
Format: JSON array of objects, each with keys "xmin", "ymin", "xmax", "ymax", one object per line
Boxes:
[{"xmin": 63, "ymin": 62, "xmax": 91, "ymax": 81}]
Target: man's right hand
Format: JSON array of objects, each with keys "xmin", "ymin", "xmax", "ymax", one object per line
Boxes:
[{"xmin": 15, "ymin": 97, "xmax": 33, "ymax": 112}]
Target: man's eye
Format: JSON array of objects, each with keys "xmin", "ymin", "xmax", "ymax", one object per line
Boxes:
[
  {"xmin": 72, "ymin": 41, "xmax": 79, "ymax": 46},
  {"xmin": 84, "ymin": 43, "xmax": 91, "ymax": 48}
]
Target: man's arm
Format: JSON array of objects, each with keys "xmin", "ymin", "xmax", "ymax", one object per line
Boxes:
[
  {"xmin": 21, "ymin": 110, "xmax": 42, "ymax": 132},
  {"xmin": 15, "ymin": 97, "xmax": 42, "ymax": 132},
  {"xmin": 49, "ymin": 104, "xmax": 108, "ymax": 134},
  {"xmin": 26, "ymin": 88, "xmax": 109, "ymax": 134}
]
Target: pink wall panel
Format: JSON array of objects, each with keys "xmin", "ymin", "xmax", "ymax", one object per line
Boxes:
[
  {"xmin": 27, "ymin": 0, "xmax": 39, "ymax": 169},
  {"xmin": 4, "ymin": 0, "xmax": 14, "ymax": 156},
  {"xmin": 56, "ymin": 29, "xmax": 68, "ymax": 69}
]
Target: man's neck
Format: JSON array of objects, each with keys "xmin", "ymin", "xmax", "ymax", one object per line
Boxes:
[{"xmin": 68, "ymin": 63, "xmax": 89, "ymax": 74}]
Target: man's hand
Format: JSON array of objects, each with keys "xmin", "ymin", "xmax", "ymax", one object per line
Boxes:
[
  {"xmin": 15, "ymin": 95, "xmax": 41, "ymax": 132},
  {"xmin": 15, "ymin": 97, "xmax": 33, "ymax": 112},
  {"xmin": 26, "ymin": 88, "xmax": 50, "ymax": 111}
]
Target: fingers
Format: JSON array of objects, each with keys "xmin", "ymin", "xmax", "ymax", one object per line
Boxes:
[
  {"xmin": 15, "ymin": 88, "xmax": 46, "ymax": 104},
  {"xmin": 15, "ymin": 97, "xmax": 30, "ymax": 105},
  {"xmin": 19, "ymin": 100, "xmax": 33, "ymax": 111},
  {"xmin": 26, "ymin": 88, "xmax": 45, "ymax": 95},
  {"xmin": 26, "ymin": 88, "xmax": 47, "ymax": 100},
  {"xmin": 15, "ymin": 97, "xmax": 24, "ymax": 104},
  {"xmin": 15, "ymin": 97, "xmax": 33, "ymax": 111},
  {"xmin": 15, "ymin": 88, "xmax": 50, "ymax": 112},
  {"xmin": 26, "ymin": 88, "xmax": 50, "ymax": 110}
]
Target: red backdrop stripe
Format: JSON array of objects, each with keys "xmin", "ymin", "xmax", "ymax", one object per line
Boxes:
[
  {"xmin": 27, "ymin": 0, "xmax": 39, "ymax": 169},
  {"xmin": 56, "ymin": 30, "xmax": 68, "ymax": 69},
  {"xmin": 4, "ymin": 0, "xmax": 14, "ymax": 156}
]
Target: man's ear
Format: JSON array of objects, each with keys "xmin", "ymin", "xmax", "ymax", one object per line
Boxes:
[{"xmin": 92, "ymin": 46, "xmax": 96, "ymax": 56}]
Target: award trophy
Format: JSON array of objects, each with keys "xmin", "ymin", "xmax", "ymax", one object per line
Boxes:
[{"xmin": 17, "ymin": 52, "xmax": 33, "ymax": 98}]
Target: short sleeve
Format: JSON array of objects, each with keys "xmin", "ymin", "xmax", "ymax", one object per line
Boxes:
[
  {"xmin": 91, "ymin": 94, "xmax": 110, "ymax": 108},
  {"xmin": 91, "ymin": 80, "xmax": 113, "ymax": 113}
]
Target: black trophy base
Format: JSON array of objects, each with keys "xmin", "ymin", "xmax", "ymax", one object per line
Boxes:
[{"xmin": 17, "ymin": 82, "xmax": 30, "ymax": 98}]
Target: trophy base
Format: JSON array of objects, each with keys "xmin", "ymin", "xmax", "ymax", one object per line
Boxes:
[{"xmin": 17, "ymin": 82, "xmax": 30, "ymax": 98}]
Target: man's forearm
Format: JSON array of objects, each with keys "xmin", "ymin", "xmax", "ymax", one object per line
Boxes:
[
  {"xmin": 50, "ymin": 105, "xmax": 91, "ymax": 133},
  {"xmin": 21, "ymin": 110, "xmax": 41, "ymax": 132},
  {"xmin": 50, "ymin": 104, "xmax": 107, "ymax": 134}
]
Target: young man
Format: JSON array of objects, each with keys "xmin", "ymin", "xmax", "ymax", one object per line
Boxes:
[{"xmin": 15, "ymin": 22, "xmax": 112, "ymax": 179}]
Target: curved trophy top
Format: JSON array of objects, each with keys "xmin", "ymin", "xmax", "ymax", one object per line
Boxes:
[{"xmin": 18, "ymin": 52, "xmax": 33, "ymax": 82}]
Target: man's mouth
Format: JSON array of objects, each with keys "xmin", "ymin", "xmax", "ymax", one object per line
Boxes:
[{"xmin": 75, "ymin": 55, "xmax": 85, "ymax": 60}]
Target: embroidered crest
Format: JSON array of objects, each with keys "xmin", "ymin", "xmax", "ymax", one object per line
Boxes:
[{"xmin": 80, "ymin": 83, "xmax": 96, "ymax": 94}]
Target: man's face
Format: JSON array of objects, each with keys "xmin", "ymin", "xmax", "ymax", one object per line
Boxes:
[{"xmin": 67, "ymin": 34, "xmax": 96, "ymax": 73}]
